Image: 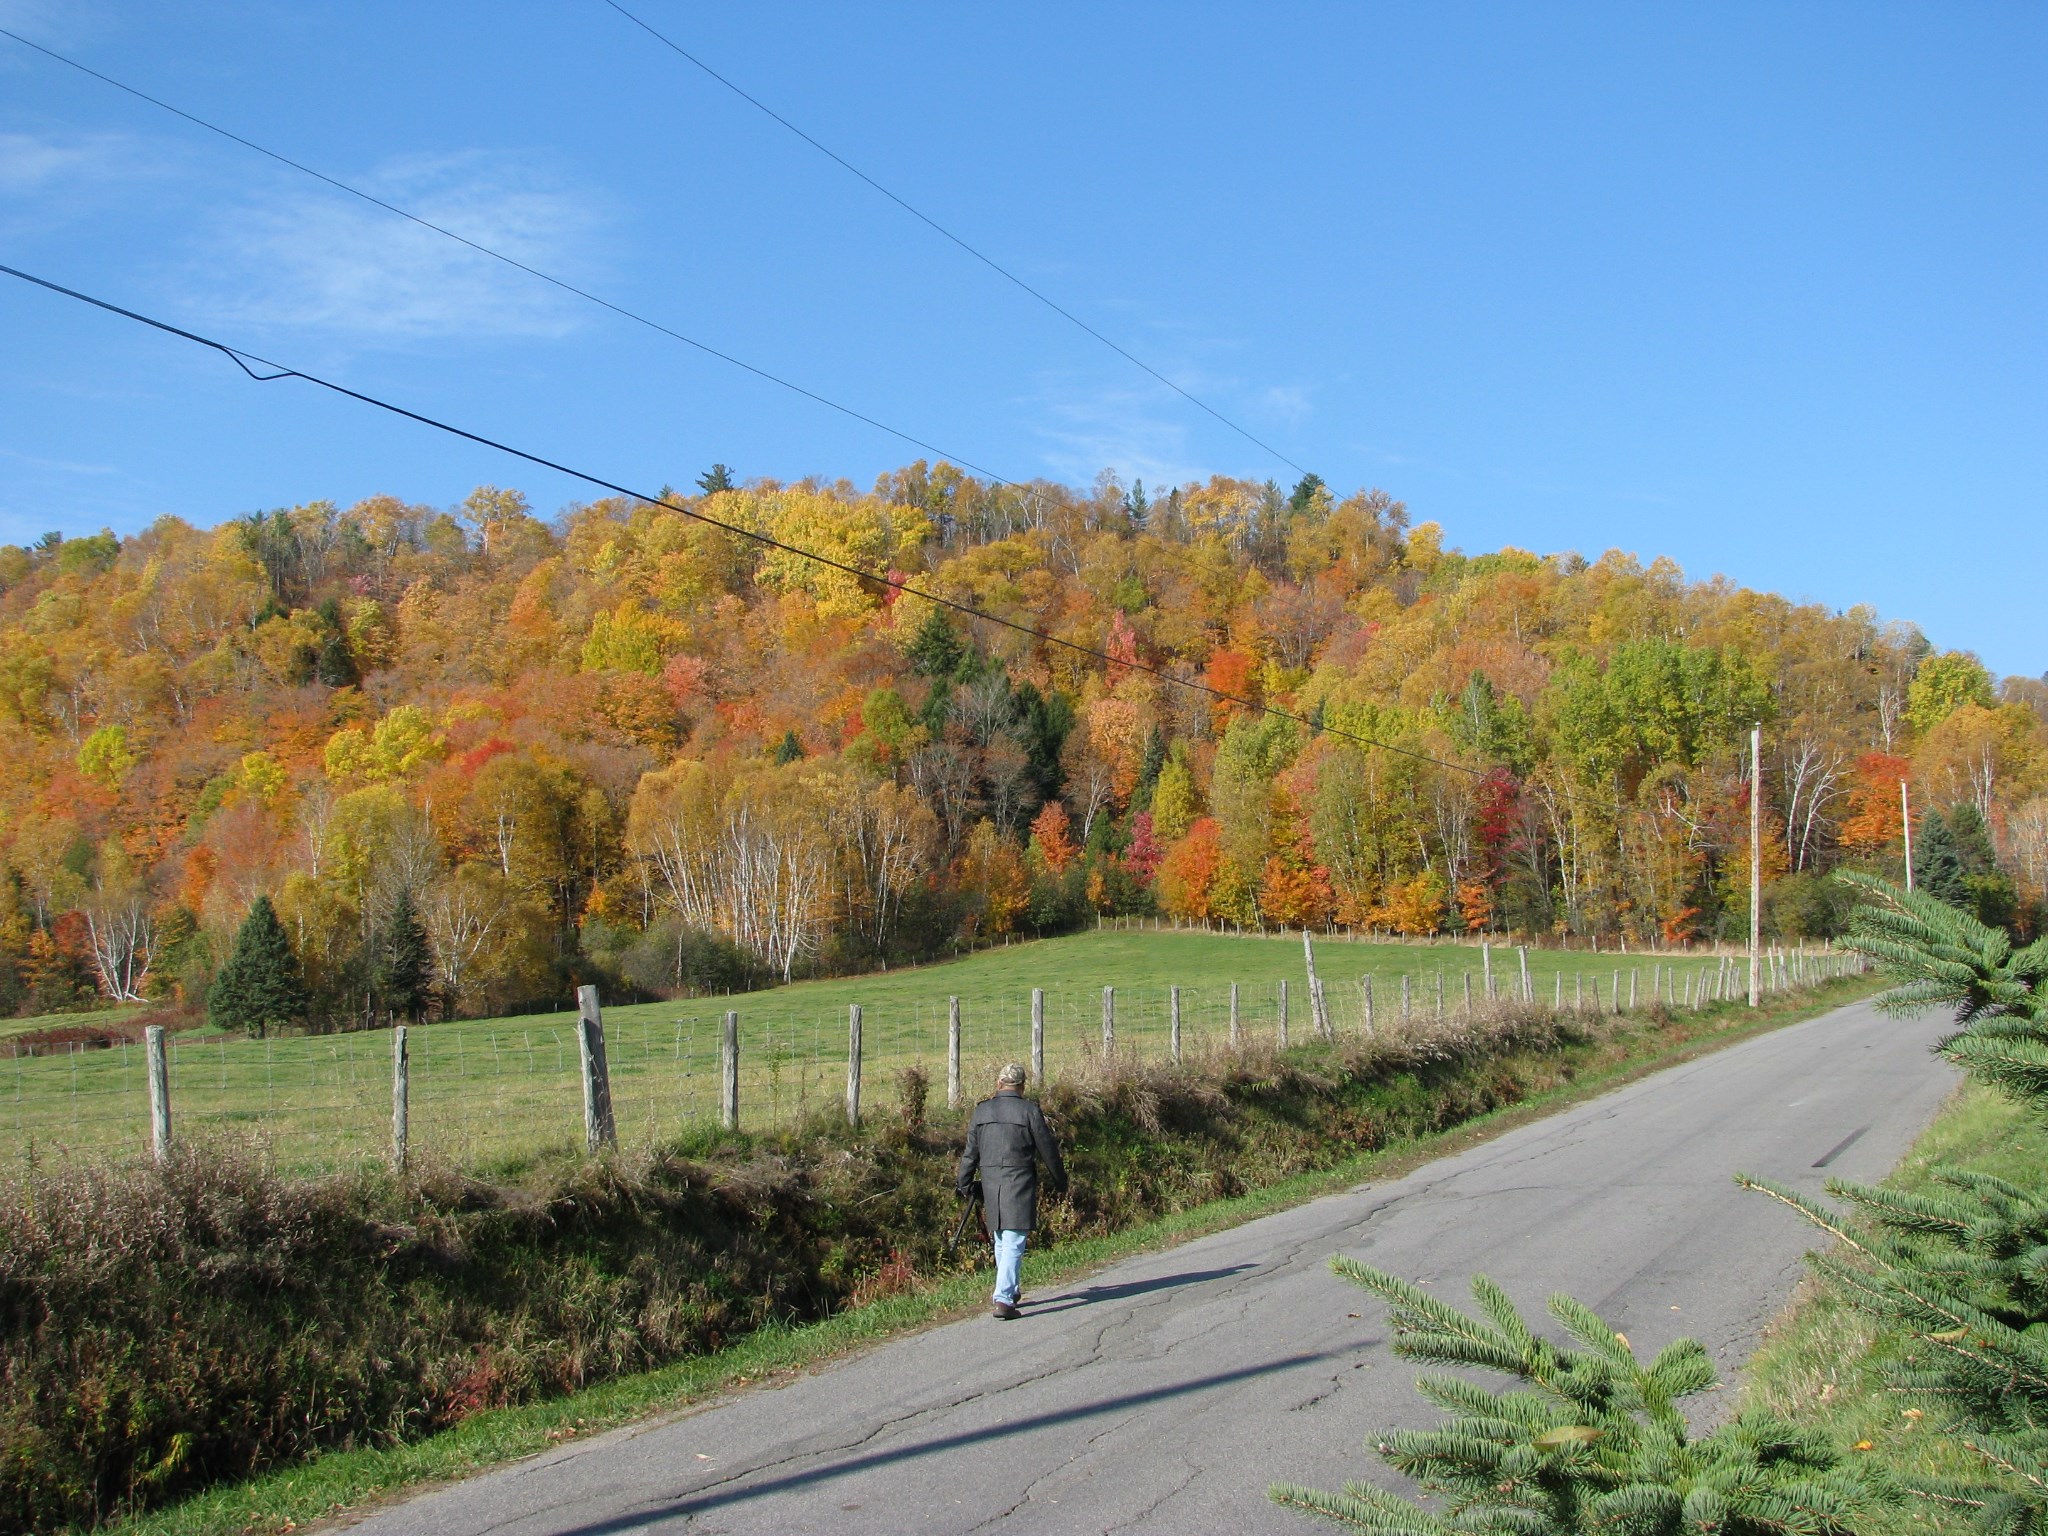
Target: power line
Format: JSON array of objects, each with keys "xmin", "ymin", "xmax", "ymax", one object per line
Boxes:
[
  {"xmin": 0, "ymin": 261, "xmax": 1475, "ymax": 778},
  {"xmin": 0, "ymin": 24, "xmax": 1015, "ymax": 484},
  {"xmin": 598, "ymin": 0, "xmax": 1314, "ymax": 481}
]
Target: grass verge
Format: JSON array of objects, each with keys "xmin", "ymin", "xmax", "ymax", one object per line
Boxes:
[
  {"xmin": 1738, "ymin": 1076, "xmax": 2038, "ymax": 1536},
  {"xmin": 98, "ymin": 976, "xmax": 1878, "ymax": 1536}
]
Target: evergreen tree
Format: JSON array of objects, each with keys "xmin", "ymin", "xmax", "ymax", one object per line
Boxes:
[
  {"xmin": 772, "ymin": 729, "xmax": 804, "ymax": 765},
  {"xmin": 208, "ymin": 895, "xmax": 307, "ymax": 1038},
  {"xmin": 905, "ymin": 608, "xmax": 965, "ymax": 680},
  {"xmin": 376, "ymin": 887, "xmax": 434, "ymax": 1023},
  {"xmin": 1739, "ymin": 873, "xmax": 2048, "ymax": 1533},
  {"xmin": 695, "ymin": 463, "xmax": 735, "ymax": 494},
  {"xmin": 1287, "ymin": 472, "xmax": 1326, "ymax": 513},
  {"xmin": 1123, "ymin": 478, "xmax": 1149, "ymax": 528},
  {"xmin": 1132, "ymin": 726, "xmax": 1168, "ymax": 810},
  {"xmin": 1271, "ymin": 1263, "xmax": 1875, "ymax": 1533},
  {"xmin": 1913, "ymin": 809, "xmax": 1971, "ymax": 908}
]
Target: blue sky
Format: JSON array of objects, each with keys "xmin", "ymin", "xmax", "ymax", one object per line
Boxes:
[{"xmin": 1, "ymin": 2, "xmax": 2041, "ymax": 676}]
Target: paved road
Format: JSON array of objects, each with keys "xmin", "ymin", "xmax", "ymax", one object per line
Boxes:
[{"xmin": 350, "ymin": 999, "xmax": 1955, "ymax": 1536}]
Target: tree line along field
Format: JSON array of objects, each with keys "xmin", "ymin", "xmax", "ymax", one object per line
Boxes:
[{"xmin": 1, "ymin": 927, "xmax": 1782, "ymax": 1176}]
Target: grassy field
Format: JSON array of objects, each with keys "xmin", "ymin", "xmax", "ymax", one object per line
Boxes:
[
  {"xmin": 1, "ymin": 926, "xmax": 1815, "ymax": 1176},
  {"xmin": 1738, "ymin": 1077, "xmax": 2031, "ymax": 1534}
]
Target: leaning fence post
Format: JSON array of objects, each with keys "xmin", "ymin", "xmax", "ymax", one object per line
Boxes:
[
  {"xmin": 1302, "ymin": 929, "xmax": 1332, "ymax": 1041},
  {"xmin": 146, "ymin": 1024, "xmax": 170, "ymax": 1163},
  {"xmin": 1102, "ymin": 986, "xmax": 1116, "ymax": 1056},
  {"xmin": 1030, "ymin": 988, "xmax": 1045, "ymax": 1085},
  {"xmin": 1361, "ymin": 974, "xmax": 1374, "ymax": 1036},
  {"xmin": 947, "ymin": 996, "xmax": 962, "ymax": 1111},
  {"xmin": 1518, "ymin": 946, "xmax": 1532, "ymax": 1003},
  {"xmin": 846, "ymin": 1004, "xmax": 863, "ymax": 1128},
  {"xmin": 577, "ymin": 984, "xmax": 616, "ymax": 1152},
  {"xmin": 391, "ymin": 1024, "xmax": 409, "ymax": 1172},
  {"xmin": 1277, "ymin": 978, "xmax": 1289, "ymax": 1049},
  {"xmin": 1169, "ymin": 985, "xmax": 1182, "ymax": 1064},
  {"xmin": 720, "ymin": 1010, "xmax": 740, "ymax": 1130}
]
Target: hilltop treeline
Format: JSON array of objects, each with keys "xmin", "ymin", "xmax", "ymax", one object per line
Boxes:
[{"xmin": 0, "ymin": 464, "xmax": 2040, "ymax": 1024}]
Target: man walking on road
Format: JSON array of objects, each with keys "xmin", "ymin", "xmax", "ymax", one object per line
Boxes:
[{"xmin": 957, "ymin": 1062, "xmax": 1068, "ymax": 1320}]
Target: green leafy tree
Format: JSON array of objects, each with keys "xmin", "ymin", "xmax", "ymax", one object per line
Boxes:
[
  {"xmin": 1907, "ymin": 650, "xmax": 1995, "ymax": 736},
  {"xmin": 1270, "ymin": 1262, "xmax": 1875, "ymax": 1533},
  {"xmin": 375, "ymin": 887, "xmax": 434, "ymax": 1023},
  {"xmin": 208, "ymin": 895, "xmax": 307, "ymax": 1038}
]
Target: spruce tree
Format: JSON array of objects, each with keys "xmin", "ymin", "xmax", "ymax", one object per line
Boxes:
[
  {"xmin": 772, "ymin": 729, "xmax": 804, "ymax": 765},
  {"xmin": 905, "ymin": 608, "xmax": 964, "ymax": 680},
  {"xmin": 1738, "ymin": 872, "xmax": 2048, "ymax": 1534},
  {"xmin": 695, "ymin": 463, "xmax": 735, "ymax": 494},
  {"xmin": 1271, "ymin": 1263, "xmax": 1875, "ymax": 1533},
  {"xmin": 208, "ymin": 895, "xmax": 307, "ymax": 1038},
  {"xmin": 376, "ymin": 887, "xmax": 434, "ymax": 1023},
  {"xmin": 1913, "ymin": 809, "xmax": 1971, "ymax": 908}
]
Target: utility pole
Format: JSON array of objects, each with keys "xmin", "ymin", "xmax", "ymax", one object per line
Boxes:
[
  {"xmin": 1748, "ymin": 723, "xmax": 1762, "ymax": 1009},
  {"xmin": 1901, "ymin": 777, "xmax": 1915, "ymax": 893}
]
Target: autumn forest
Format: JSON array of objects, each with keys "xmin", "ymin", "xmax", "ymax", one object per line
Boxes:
[{"xmin": 3, "ymin": 463, "xmax": 2042, "ymax": 1028}]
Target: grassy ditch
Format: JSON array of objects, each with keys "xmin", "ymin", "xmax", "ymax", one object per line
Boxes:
[
  {"xmin": 1738, "ymin": 1076, "xmax": 2038, "ymax": 1536},
  {"xmin": 2, "ymin": 976, "xmax": 1872, "ymax": 1536}
]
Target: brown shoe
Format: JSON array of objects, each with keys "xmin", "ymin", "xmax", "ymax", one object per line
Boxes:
[{"xmin": 991, "ymin": 1302, "xmax": 1022, "ymax": 1321}]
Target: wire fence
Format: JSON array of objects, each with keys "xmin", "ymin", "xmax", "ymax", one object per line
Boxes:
[{"xmin": 0, "ymin": 945, "xmax": 1860, "ymax": 1179}]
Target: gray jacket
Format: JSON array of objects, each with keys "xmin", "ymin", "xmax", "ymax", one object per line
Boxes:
[{"xmin": 956, "ymin": 1089, "xmax": 1068, "ymax": 1235}]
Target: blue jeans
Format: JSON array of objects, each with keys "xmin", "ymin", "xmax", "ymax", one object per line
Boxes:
[{"xmin": 992, "ymin": 1229, "xmax": 1028, "ymax": 1306}]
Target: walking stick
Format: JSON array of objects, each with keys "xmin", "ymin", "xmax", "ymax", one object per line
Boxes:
[{"xmin": 946, "ymin": 1183, "xmax": 984, "ymax": 1255}]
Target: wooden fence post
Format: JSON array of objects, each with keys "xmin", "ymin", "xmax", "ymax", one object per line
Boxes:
[
  {"xmin": 391, "ymin": 1025, "xmax": 409, "ymax": 1172},
  {"xmin": 1612, "ymin": 968, "xmax": 1623, "ymax": 1014},
  {"xmin": 1518, "ymin": 946, "xmax": 1532, "ymax": 1003},
  {"xmin": 1229, "ymin": 982, "xmax": 1241, "ymax": 1049},
  {"xmin": 720, "ymin": 1010, "xmax": 739, "ymax": 1130},
  {"xmin": 1463, "ymin": 971, "xmax": 1473, "ymax": 1016},
  {"xmin": 1361, "ymin": 974, "xmax": 1374, "ymax": 1036},
  {"xmin": 846, "ymin": 1004, "xmax": 864, "ymax": 1128},
  {"xmin": 1102, "ymin": 985, "xmax": 1115, "ymax": 1056},
  {"xmin": 577, "ymin": 984, "xmax": 616, "ymax": 1152},
  {"xmin": 1030, "ymin": 988, "xmax": 1045, "ymax": 1085},
  {"xmin": 1482, "ymin": 942, "xmax": 1494, "ymax": 1000},
  {"xmin": 146, "ymin": 1024, "xmax": 170, "ymax": 1163},
  {"xmin": 947, "ymin": 996, "xmax": 961, "ymax": 1111},
  {"xmin": 1302, "ymin": 930, "xmax": 1332, "ymax": 1041},
  {"xmin": 1277, "ymin": 978, "xmax": 1289, "ymax": 1049},
  {"xmin": 1169, "ymin": 985, "xmax": 1182, "ymax": 1064},
  {"xmin": 1400, "ymin": 973, "xmax": 1411, "ymax": 1022}
]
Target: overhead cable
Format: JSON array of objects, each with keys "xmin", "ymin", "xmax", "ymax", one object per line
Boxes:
[
  {"xmin": 0, "ymin": 261, "xmax": 1476, "ymax": 778},
  {"xmin": 597, "ymin": 0, "xmax": 1313, "ymax": 479},
  {"xmin": 0, "ymin": 25, "xmax": 1014, "ymax": 483}
]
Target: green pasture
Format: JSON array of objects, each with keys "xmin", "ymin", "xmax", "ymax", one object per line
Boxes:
[{"xmin": 1, "ymin": 927, "xmax": 1798, "ymax": 1177}]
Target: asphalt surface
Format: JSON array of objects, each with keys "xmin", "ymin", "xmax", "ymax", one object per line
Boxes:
[{"xmin": 347, "ymin": 998, "xmax": 1956, "ymax": 1536}]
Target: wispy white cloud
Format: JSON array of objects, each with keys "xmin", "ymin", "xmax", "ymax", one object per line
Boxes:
[
  {"xmin": 0, "ymin": 129, "xmax": 129, "ymax": 191},
  {"xmin": 0, "ymin": 446, "xmax": 116, "ymax": 476},
  {"xmin": 1025, "ymin": 372, "xmax": 1206, "ymax": 489},
  {"xmin": 187, "ymin": 151, "xmax": 608, "ymax": 343}
]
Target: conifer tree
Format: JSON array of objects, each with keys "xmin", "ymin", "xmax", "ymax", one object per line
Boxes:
[
  {"xmin": 1738, "ymin": 872, "xmax": 2048, "ymax": 1534},
  {"xmin": 1913, "ymin": 809, "xmax": 1971, "ymax": 908},
  {"xmin": 376, "ymin": 887, "xmax": 434, "ymax": 1023},
  {"xmin": 1271, "ymin": 1262, "xmax": 1875, "ymax": 1533},
  {"xmin": 694, "ymin": 463, "xmax": 734, "ymax": 494},
  {"xmin": 207, "ymin": 895, "xmax": 307, "ymax": 1038}
]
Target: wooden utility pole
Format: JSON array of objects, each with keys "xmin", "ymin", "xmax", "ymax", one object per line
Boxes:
[
  {"xmin": 1749, "ymin": 723, "xmax": 1762, "ymax": 1008},
  {"xmin": 1901, "ymin": 777, "xmax": 1915, "ymax": 892}
]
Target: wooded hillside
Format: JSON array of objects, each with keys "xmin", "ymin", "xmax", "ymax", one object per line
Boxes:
[{"xmin": 2, "ymin": 464, "xmax": 2040, "ymax": 1024}]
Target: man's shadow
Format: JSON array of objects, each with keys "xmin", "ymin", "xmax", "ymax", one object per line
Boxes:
[{"xmin": 1023, "ymin": 1263, "xmax": 1255, "ymax": 1315}]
